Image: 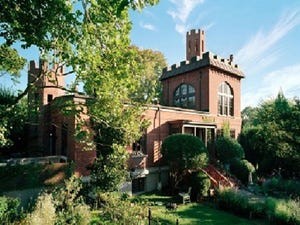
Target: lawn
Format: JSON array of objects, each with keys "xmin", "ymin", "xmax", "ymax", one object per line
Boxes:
[{"xmin": 138, "ymin": 193, "xmax": 268, "ymax": 225}]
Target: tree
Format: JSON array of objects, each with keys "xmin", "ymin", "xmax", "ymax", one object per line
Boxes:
[
  {"xmin": 161, "ymin": 134, "xmax": 208, "ymax": 191},
  {"xmin": 1, "ymin": 1, "xmax": 160, "ymax": 186},
  {"xmin": 0, "ymin": 87, "xmax": 27, "ymax": 151},
  {"xmin": 132, "ymin": 46, "xmax": 167, "ymax": 102},
  {"xmin": 239, "ymin": 93, "xmax": 300, "ymax": 177},
  {"xmin": 0, "ymin": 44, "xmax": 26, "ymax": 81},
  {"xmin": 215, "ymin": 136, "xmax": 244, "ymax": 165}
]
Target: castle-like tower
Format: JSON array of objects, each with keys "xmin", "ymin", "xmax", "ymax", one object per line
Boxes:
[
  {"xmin": 186, "ymin": 29, "xmax": 205, "ymax": 61},
  {"xmin": 27, "ymin": 60, "xmax": 65, "ymax": 154}
]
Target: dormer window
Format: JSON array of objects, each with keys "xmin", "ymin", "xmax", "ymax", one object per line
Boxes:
[
  {"xmin": 218, "ymin": 82, "xmax": 234, "ymax": 116},
  {"xmin": 173, "ymin": 84, "xmax": 195, "ymax": 109}
]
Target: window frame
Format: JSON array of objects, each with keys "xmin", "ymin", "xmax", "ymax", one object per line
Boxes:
[
  {"xmin": 218, "ymin": 82, "xmax": 234, "ymax": 116},
  {"xmin": 173, "ymin": 83, "xmax": 196, "ymax": 109}
]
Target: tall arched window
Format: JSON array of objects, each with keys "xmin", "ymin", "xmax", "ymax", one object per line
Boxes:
[
  {"xmin": 218, "ymin": 82, "xmax": 234, "ymax": 116},
  {"xmin": 173, "ymin": 84, "xmax": 195, "ymax": 108}
]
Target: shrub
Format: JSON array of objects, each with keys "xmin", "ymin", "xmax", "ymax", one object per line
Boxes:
[
  {"xmin": 25, "ymin": 194, "xmax": 56, "ymax": 225},
  {"xmin": 0, "ymin": 196, "xmax": 20, "ymax": 224},
  {"xmin": 161, "ymin": 134, "xmax": 208, "ymax": 190},
  {"xmin": 191, "ymin": 171, "xmax": 211, "ymax": 198},
  {"xmin": 95, "ymin": 192, "xmax": 147, "ymax": 224},
  {"xmin": 52, "ymin": 176, "xmax": 91, "ymax": 225},
  {"xmin": 215, "ymin": 136, "xmax": 244, "ymax": 164},
  {"xmin": 217, "ymin": 189, "xmax": 300, "ymax": 224},
  {"xmin": 230, "ymin": 159, "xmax": 255, "ymax": 185},
  {"xmin": 263, "ymin": 177, "xmax": 300, "ymax": 198},
  {"xmin": 217, "ymin": 189, "xmax": 249, "ymax": 216},
  {"xmin": 266, "ymin": 197, "xmax": 300, "ymax": 225}
]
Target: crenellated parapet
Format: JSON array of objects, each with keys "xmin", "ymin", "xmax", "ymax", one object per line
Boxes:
[{"xmin": 160, "ymin": 51, "xmax": 244, "ymax": 80}]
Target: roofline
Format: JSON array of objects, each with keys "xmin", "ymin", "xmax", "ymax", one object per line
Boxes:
[{"xmin": 160, "ymin": 52, "xmax": 244, "ymax": 81}]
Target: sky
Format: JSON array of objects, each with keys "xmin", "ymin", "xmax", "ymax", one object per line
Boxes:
[
  {"xmin": 1, "ymin": 0, "xmax": 300, "ymax": 109},
  {"xmin": 130, "ymin": 0, "xmax": 300, "ymax": 108}
]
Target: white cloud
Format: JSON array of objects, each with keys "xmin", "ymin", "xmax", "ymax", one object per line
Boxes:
[
  {"xmin": 168, "ymin": 0, "xmax": 205, "ymax": 23},
  {"xmin": 139, "ymin": 22, "xmax": 157, "ymax": 31},
  {"xmin": 168, "ymin": 0, "xmax": 205, "ymax": 36},
  {"xmin": 242, "ymin": 64, "xmax": 300, "ymax": 108},
  {"xmin": 236, "ymin": 8, "xmax": 300, "ymax": 73}
]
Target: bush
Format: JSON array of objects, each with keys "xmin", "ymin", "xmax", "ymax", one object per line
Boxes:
[
  {"xmin": 217, "ymin": 189, "xmax": 300, "ymax": 224},
  {"xmin": 266, "ymin": 197, "xmax": 300, "ymax": 225},
  {"xmin": 191, "ymin": 171, "xmax": 211, "ymax": 198},
  {"xmin": 161, "ymin": 134, "xmax": 208, "ymax": 191},
  {"xmin": 230, "ymin": 159, "xmax": 255, "ymax": 185},
  {"xmin": 0, "ymin": 196, "xmax": 20, "ymax": 224},
  {"xmin": 216, "ymin": 136, "xmax": 244, "ymax": 164},
  {"xmin": 25, "ymin": 194, "xmax": 56, "ymax": 225},
  {"xmin": 217, "ymin": 189, "xmax": 249, "ymax": 217},
  {"xmin": 263, "ymin": 177, "xmax": 300, "ymax": 198},
  {"xmin": 95, "ymin": 192, "xmax": 147, "ymax": 224}
]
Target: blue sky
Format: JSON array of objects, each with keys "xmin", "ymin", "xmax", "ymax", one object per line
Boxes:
[
  {"xmin": 2, "ymin": 0, "xmax": 300, "ymax": 109},
  {"xmin": 130, "ymin": 0, "xmax": 300, "ymax": 108}
]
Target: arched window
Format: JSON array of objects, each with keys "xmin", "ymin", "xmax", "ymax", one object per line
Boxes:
[
  {"xmin": 218, "ymin": 82, "xmax": 234, "ymax": 116},
  {"xmin": 173, "ymin": 84, "xmax": 195, "ymax": 108}
]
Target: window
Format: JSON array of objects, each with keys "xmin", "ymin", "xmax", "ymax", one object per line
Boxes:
[
  {"xmin": 218, "ymin": 82, "xmax": 233, "ymax": 116},
  {"xmin": 61, "ymin": 123, "xmax": 68, "ymax": 156},
  {"xmin": 132, "ymin": 177, "xmax": 145, "ymax": 193},
  {"xmin": 173, "ymin": 84, "xmax": 196, "ymax": 109},
  {"xmin": 47, "ymin": 94, "xmax": 53, "ymax": 103},
  {"xmin": 132, "ymin": 129, "xmax": 147, "ymax": 154}
]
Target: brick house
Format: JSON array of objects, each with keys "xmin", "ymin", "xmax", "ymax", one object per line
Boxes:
[{"xmin": 27, "ymin": 29, "xmax": 244, "ymax": 193}]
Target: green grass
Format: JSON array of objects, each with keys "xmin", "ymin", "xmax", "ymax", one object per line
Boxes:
[{"xmin": 137, "ymin": 193, "xmax": 268, "ymax": 225}]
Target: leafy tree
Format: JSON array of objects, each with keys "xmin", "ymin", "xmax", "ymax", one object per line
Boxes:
[
  {"xmin": 161, "ymin": 134, "xmax": 208, "ymax": 191},
  {"xmin": 0, "ymin": 87, "xmax": 27, "ymax": 151},
  {"xmin": 0, "ymin": 44, "xmax": 26, "ymax": 81},
  {"xmin": 132, "ymin": 46, "xmax": 167, "ymax": 102},
  {"xmin": 240, "ymin": 93, "xmax": 300, "ymax": 177},
  {"xmin": 1, "ymin": 0, "xmax": 160, "ymax": 186},
  {"xmin": 241, "ymin": 106, "xmax": 258, "ymax": 129},
  {"xmin": 215, "ymin": 136, "xmax": 244, "ymax": 165}
]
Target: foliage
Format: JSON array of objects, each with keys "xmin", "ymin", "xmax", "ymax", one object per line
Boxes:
[
  {"xmin": 25, "ymin": 194, "xmax": 56, "ymax": 225},
  {"xmin": 238, "ymin": 126, "xmax": 263, "ymax": 168},
  {"xmin": 217, "ymin": 189, "xmax": 266, "ymax": 219},
  {"xmin": 0, "ymin": 87, "xmax": 27, "ymax": 150},
  {"xmin": 266, "ymin": 197, "xmax": 300, "ymax": 225},
  {"xmin": 191, "ymin": 171, "xmax": 211, "ymax": 197},
  {"xmin": 0, "ymin": 196, "xmax": 21, "ymax": 224},
  {"xmin": 218, "ymin": 188, "xmax": 300, "ymax": 225},
  {"xmin": 93, "ymin": 192, "xmax": 147, "ymax": 225},
  {"xmin": 52, "ymin": 176, "xmax": 91, "ymax": 225},
  {"xmin": 216, "ymin": 136, "xmax": 245, "ymax": 164},
  {"xmin": 23, "ymin": 176, "xmax": 91, "ymax": 225},
  {"xmin": 91, "ymin": 121, "xmax": 129, "ymax": 191},
  {"xmin": 161, "ymin": 134, "xmax": 208, "ymax": 189},
  {"xmin": 230, "ymin": 159, "xmax": 255, "ymax": 185},
  {"xmin": 262, "ymin": 177, "xmax": 300, "ymax": 198},
  {"xmin": 131, "ymin": 46, "xmax": 167, "ymax": 102},
  {"xmin": 1, "ymin": 0, "xmax": 165, "ymax": 202},
  {"xmin": 222, "ymin": 120, "xmax": 231, "ymax": 137},
  {"xmin": 0, "ymin": 44, "xmax": 26, "ymax": 80},
  {"xmin": 239, "ymin": 94, "xmax": 300, "ymax": 177}
]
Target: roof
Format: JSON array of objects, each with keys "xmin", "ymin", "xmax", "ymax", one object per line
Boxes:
[{"xmin": 160, "ymin": 52, "xmax": 244, "ymax": 81}]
